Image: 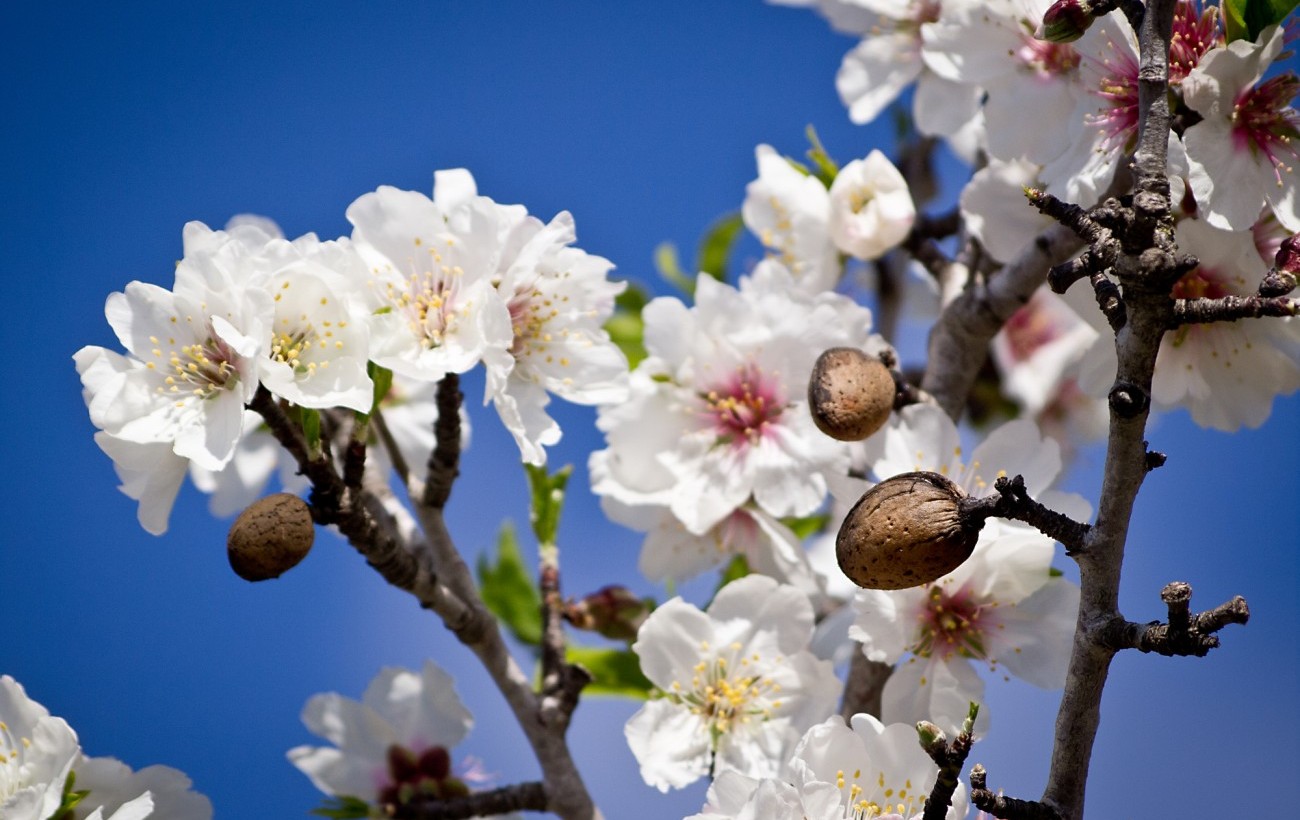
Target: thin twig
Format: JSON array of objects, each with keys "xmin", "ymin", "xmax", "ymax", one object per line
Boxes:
[
  {"xmin": 971, "ymin": 765, "xmax": 1061, "ymax": 820},
  {"xmin": 395, "ymin": 781, "xmax": 549, "ymax": 819},
  {"xmin": 1171, "ymin": 295, "xmax": 1300, "ymax": 325}
]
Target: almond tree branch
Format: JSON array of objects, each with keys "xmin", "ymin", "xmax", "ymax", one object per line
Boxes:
[
  {"xmin": 396, "ymin": 781, "xmax": 549, "ymax": 819},
  {"xmin": 1100, "ymin": 582, "xmax": 1250, "ymax": 656},
  {"xmin": 918, "ymin": 719, "xmax": 974, "ymax": 820},
  {"xmin": 1038, "ymin": 4, "xmax": 1248, "ymax": 817},
  {"xmin": 839, "ymin": 652, "xmax": 889, "ymax": 720},
  {"xmin": 249, "ymin": 385, "xmax": 601, "ymax": 819},
  {"xmin": 971, "ymin": 765, "xmax": 1061, "ymax": 820},
  {"xmin": 920, "ymin": 223, "xmax": 1086, "ymax": 419},
  {"xmin": 1171, "ymin": 295, "xmax": 1300, "ymax": 324}
]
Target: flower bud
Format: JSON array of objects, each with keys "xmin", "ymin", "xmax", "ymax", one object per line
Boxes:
[
  {"xmin": 836, "ymin": 472, "xmax": 982, "ymax": 589},
  {"xmin": 808, "ymin": 347, "xmax": 895, "ymax": 442},
  {"xmin": 227, "ymin": 493, "xmax": 314, "ymax": 581},
  {"xmin": 1037, "ymin": 0, "xmax": 1095, "ymax": 44},
  {"xmin": 564, "ymin": 585, "xmax": 651, "ymax": 642},
  {"xmin": 1260, "ymin": 233, "xmax": 1300, "ymax": 296}
]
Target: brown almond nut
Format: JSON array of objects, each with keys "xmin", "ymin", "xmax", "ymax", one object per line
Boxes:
[
  {"xmin": 836, "ymin": 471, "xmax": 981, "ymax": 590},
  {"xmin": 808, "ymin": 347, "xmax": 895, "ymax": 442},
  {"xmin": 227, "ymin": 493, "xmax": 315, "ymax": 582}
]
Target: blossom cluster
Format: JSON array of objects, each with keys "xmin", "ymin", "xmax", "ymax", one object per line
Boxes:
[
  {"xmin": 75, "ymin": 171, "xmax": 628, "ymax": 534},
  {"xmin": 777, "ymin": 0, "xmax": 1300, "ymax": 431},
  {"xmin": 0, "ymin": 675, "xmax": 210, "ymax": 820}
]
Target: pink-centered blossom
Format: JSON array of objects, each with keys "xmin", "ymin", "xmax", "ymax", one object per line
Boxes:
[
  {"xmin": 589, "ymin": 261, "xmax": 877, "ymax": 538},
  {"xmin": 1183, "ymin": 24, "xmax": 1300, "ymax": 230}
]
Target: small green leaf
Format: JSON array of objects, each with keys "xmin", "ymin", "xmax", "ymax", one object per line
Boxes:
[
  {"xmin": 568, "ymin": 645, "xmax": 654, "ymax": 699},
  {"xmin": 605, "ymin": 283, "xmax": 651, "ymax": 369},
  {"xmin": 50, "ymin": 771, "xmax": 89, "ymax": 820},
  {"xmin": 782, "ymin": 513, "xmax": 832, "ymax": 540},
  {"xmin": 717, "ymin": 554, "xmax": 751, "ymax": 589},
  {"xmin": 301, "ymin": 408, "xmax": 322, "ymax": 457},
  {"xmin": 477, "ymin": 523, "xmax": 543, "ymax": 646},
  {"xmin": 654, "ymin": 241, "xmax": 697, "ymax": 294},
  {"xmin": 1224, "ymin": 0, "xmax": 1297, "ymax": 42},
  {"xmin": 367, "ymin": 362, "xmax": 393, "ymax": 416},
  {"xmin": 1049, "ymin": 566, "xmax": 1064, "ymax": 578},
  {"xmin": 311, "ymin": 795, "xmax": 375, "ymax": 819},
  {"xmin": 804, "ymin": 124, "xmax": 839, "ymax": 187},
  {"xmin": 525, "ymin": 463, "xmax": 572, "ymax": 547},
  {"xmin": 372, "ymin": 305, "xmax": 393, "ymax": 315},
  {"xmin": 695, "ymin": 212, "xmax": 744, "ymax": 283}
]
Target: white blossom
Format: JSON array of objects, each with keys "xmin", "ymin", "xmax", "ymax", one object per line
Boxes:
[
  {"xmin": 1183, "ymin": 24, "xmax": 1300, "ymax": 231},
  {"xmin": 74, "ymin": 757, "xmax": 211, "ymax": 820},
  {"xmin": 685, "ymin": 770, "xmax": 841, "ymax": 820},
  {"xmin": 991, "ymin": 286, "xmax": 1099, "ymax": 417},
  {"xmin": 1, "ymin": 676, "xmax": 80, "ymax": 820},
  {"xmin": 1072, "ymin": 217, "xmax": 1300, "ymax": 430},
  {"xmin": 923, "ymin": 0, "xmax": 1087, "ymax": 166},
  {"xmin": 288, "ymin": 661, "xmax": 501, "ymax": 811},
  {"xmin": 590, "ymin": 261, "xmax": 875, "ymax": 537},
  {"xmin": 851, "ymin": 404, "xmax": 1085, "ymax": 734},
  {"xmin": 742, "ymin": 144, "xmax": 839, "ymax": 292},
  {"xmin": 789, "ymin": 714, "xmax": 968, "ymax": 819},
  {"xmin": 828, "ymin": 151, "xmax": 916, "ymax": 261},
  {"xmin": 347, "ymin": 185, "xmax": 514, "ymax": 382},
  {"xmin": 626, "ymin": 576, "xmax": 841, "ymax": 791}
]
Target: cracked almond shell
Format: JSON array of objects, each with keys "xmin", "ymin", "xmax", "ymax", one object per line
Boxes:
[
  {"xmin": 836, "ymin": 471, "xmax": 980, "ymax": 590},
  {"xmin": 808, "ymin": 347, "xmax": 894, "ymax": 442},
  {"xmin": 227, "ymin": 493, "xmax": 315, "ymax": 581}
]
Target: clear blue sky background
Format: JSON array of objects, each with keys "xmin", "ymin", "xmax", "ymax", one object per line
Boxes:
[{"xmin": 3, "ymin": 1, "xmax": 1297, "ymax": 817}]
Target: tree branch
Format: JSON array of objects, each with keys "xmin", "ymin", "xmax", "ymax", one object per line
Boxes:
[
  {"xmin": 1171, "ymin": 295, "xmax": 1300, "ymax": 325},
  {"xmin": 960, "ymin": 474, "xmax": 1092, "ymax": 553},
  {"xmin": 839, "ymin": 651, "xmax": 890, "ymax": 720},
  {"xmin": 249, "ymin": 386, "xmax": 600, "ymax": 819},
  {"xmin": 917, "ymin": 717, "xmax": 975, "ymax": 820},
  {"xmin": 1100, "ymin": 582, "xmax": 1250, "ymax": 657},
  {"xmin": 395, "ymin": 781, "xmax": 549, "ymax": 819},
  {"xmin": 971, "ymin": 765, "xmax": 1061, "ymax": 820},
  {"xmin": 423, "ymin": 374, "xmax": 463, "ymax": 510}
]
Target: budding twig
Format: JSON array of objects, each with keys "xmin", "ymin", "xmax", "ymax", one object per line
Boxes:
[
  {"xmin": 1102, "ymin": 582, "xmax": 1250, "ymax": 657},
  {"xmin": 918, "ymin": 708, "xmax": 976, "ymax": 820},
  {"xmin": 971, "ymin": 764, "xmax": 1062, "ymax": 820}
]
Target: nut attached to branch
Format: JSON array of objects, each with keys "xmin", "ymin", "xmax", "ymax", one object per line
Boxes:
[
  {"xmin": 837, "ymin": 472, "xmax": 983, "ymax": 589},
  {"xmin": 227, "ymin": 493, "xmax": 315, "ymax": 581},
  {"xmin": 808, "ymin": 347, "xmax": 895, "ymax": 441}
]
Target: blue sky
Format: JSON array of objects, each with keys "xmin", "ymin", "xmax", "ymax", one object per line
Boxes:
[{"xmin": 3, "ymin": 1, "xmax": 1297, "ymax": 817}]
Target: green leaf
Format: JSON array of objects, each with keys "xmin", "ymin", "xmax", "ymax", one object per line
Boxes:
[
  {"xmin": 804, "ymin": 124, "xmax": 839, "ymax": 187},
  {"xmin": 717, "ymin": 554, "xmax": 751, "ymax": 589},
  {"xmin": 50, "ymin": 771, "xmax": 89, "ymax": 820},
  {"xmin": 367, "ymin": 362, "xmax": 393, "ymax": 416},
  {"xmin": 525, "ymin": 463, "xmax": 572, "ymax": 547},
  {"xmin": 654, "ymin": 241, "xmax": 697, "ymax": 294},
  {"xmin": 1049, "ymin": 566, "xmax": 1064, "ymax": 578},
  {"xmin": 301, "ymin": 408, "xmax": 322, "ymax": 455},
  {"xmin": 782, "ymin": 513, "xmax": 831, "ymax": 540},
  {"xmin": 568, "ymin": 645, "xmax": 654, "ymax": 699},
  {"xmin": 1224, "ymin": 0, "xmax": 1297, "ymax": 42},
  {"xmin": 477, "ymin": 523, "xmax": 543, "ymax": 645},
  {"xmin": 311, "ymin": 795, "xmax": 375, "ymax": 819},
  {"xmin": 695, "ymin": 212, "xmax": 744, "ymax": 283},
  {"xmin": 605, "ymin": 282, "xmax": 651, "ymax": 369}
]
